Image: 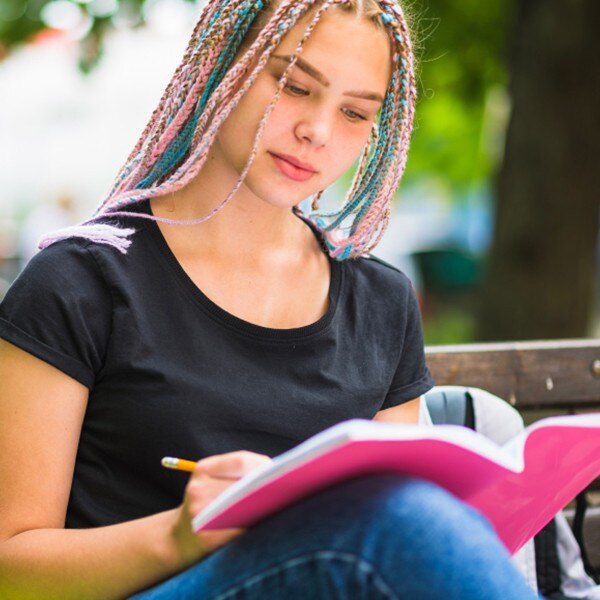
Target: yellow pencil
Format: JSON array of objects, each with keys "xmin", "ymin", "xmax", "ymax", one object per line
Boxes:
[{"xmin": 161, "ymin": 456, "xmax": 198, "ymax": 472}]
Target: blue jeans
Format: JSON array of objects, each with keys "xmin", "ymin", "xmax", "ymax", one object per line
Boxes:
[{"xmin": 129, "ymin": 474, "xmax": 545, "ymax": 599}]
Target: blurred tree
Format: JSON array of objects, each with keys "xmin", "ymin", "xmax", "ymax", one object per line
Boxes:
[{"xmin": 475, "ymin": 0, "xmax": 600, "ymax": 340}]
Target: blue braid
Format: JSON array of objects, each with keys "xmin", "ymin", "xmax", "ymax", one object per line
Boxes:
[
  {"xmin": 135, "ymin": 1, "xmax": 261, "ymax": 188},
  {"xmin": 317, "ymin": 72, "xmax": 397, "ymax": 231}
]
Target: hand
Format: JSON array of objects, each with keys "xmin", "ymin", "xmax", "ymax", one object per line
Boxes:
[{"xmin": 170, "ymin": 450, "xmax": 273, "ymax": 567}]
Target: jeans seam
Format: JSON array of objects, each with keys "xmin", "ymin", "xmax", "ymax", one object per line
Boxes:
[{"xmin": 210, "ymin": 550, "xmax": 400, "ymax": 600}]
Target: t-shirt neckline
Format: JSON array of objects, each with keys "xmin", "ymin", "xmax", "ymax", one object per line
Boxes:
[{"xmin": 138, "ymin": 199, "xmax": 343, "ymax": 341}]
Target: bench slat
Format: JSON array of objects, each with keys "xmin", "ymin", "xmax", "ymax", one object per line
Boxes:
[{"xmin": 425, "ymin": 339, "xmax": 600, "ymax": 409}]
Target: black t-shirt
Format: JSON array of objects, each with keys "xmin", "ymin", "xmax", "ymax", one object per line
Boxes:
[{"xmin": 0, "ymin": 199, "xmax": 435, "ymax": 528}]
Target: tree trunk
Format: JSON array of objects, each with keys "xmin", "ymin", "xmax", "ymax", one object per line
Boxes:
[{"xmin": 475, "ymin": 0, "xmax": 600, "ymax": 341}]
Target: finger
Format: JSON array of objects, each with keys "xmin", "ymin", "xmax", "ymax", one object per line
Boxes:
[
  {"xmin": 197, "ymin": 527, "xmax": 247, "ymax": 552},
  {"xmin": 186, "ymin": 474, "xmax": 241, "ymax": 514},
  {"xmin": 187, "ymin": 474, "xmax": 236, "ymax": 497},
  {"xmin": 195, "ymin": 450, "xmax": 271, "ymax": 471},
  {"xmin": 194, "ymin": 451, "xmax": 272, "ymax": 478},
  {"xmin": 200, "ymin": 527, "xmax": 246, "ymax": 539}
]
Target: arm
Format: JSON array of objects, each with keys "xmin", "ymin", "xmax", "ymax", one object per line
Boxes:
[
  {"xmin": 0, "ymin": 339, "xmax": 263, "ymax": 600},
  {"xmin": 373, "ymin": 396, "xmax": 422, "ymax": 425},
  {"xmin": 0, "ymin": 338, "xmax": 188, "ymax": 600}
]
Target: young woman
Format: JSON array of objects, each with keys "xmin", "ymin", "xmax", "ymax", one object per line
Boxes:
[{"xmin": 0, "ymin": 0, "xmax": 544, "ymax": 598}]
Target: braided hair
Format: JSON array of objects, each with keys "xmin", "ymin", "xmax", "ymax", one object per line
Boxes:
[{"xmin": 38, "ymin": 0, "xmax": 417, "ymax": 261}]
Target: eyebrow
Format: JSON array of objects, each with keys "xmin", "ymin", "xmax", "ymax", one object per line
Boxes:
[{"xmin": 271, "ymin": 54, "xmax": 384, "ymax": 104}]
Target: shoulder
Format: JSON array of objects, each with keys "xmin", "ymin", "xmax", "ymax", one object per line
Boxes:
[
  {"xmin": 19, "ymin": 236, "xmax": 104, "ymax": 284},
  {"xmin": 33, "ymin": 205, "xmax": 153, "ymax": 278},
  {"xmin": 3, "ymin": 237, "xmax": 112, "ymax": 313},
  {"xmin": 341, "ymin": 253, "xmax": 420, "ymax": 319},
  {"xmin": 344, "ymin": 252, "xmax": 415, "ymax": 298},
  {"xmin": 0, "ymin": 239, "xmax": 114, "ymax": 390}
]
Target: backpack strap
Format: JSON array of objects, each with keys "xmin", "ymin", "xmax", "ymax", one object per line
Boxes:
[{"xmin": 423, "ymin": 388, "xmax": 475, "ymax": 429}]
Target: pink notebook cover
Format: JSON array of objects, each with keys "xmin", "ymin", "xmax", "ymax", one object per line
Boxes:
[{"xmin": 192, "ymin": 417, "xmax": 600, "ymax": 555}]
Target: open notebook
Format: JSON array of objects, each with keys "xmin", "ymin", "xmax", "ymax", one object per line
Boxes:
[{"xmin": 191, "ymin": 415, "xmax": 600, "ymax": 555}]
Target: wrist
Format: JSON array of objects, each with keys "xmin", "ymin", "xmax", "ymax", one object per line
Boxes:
[{"xmin": 158, "ymin": 508, "xmax": 208, "ymax": 571}]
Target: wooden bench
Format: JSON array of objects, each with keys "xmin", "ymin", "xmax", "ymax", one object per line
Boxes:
[{"xmin": 425, "ymin": 338, "xmax": 600, "ymax": 576}]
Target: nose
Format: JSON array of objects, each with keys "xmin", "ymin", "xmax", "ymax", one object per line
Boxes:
[{"xmin": 295, "ymin": 107, "xmax": 333, "ymax": 147}]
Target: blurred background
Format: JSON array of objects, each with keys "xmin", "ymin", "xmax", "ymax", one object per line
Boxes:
[{"xmin": 0, "ymin": 0, "xmax": 598, "ymax": 345}]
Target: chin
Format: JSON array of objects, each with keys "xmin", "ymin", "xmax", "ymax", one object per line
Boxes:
[
  {"xmin": 245, "ymin": 177, "xmax": 307, "ymax": 211},
  {"xmin": 262, "ymin": 195, "xmax": 304, "ymax": 211}
]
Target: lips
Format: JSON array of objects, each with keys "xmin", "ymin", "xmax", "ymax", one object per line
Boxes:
[
  {"xmin": 270, "ymin": 152, "xmax": 316, "ymax": 173},
  {"xmin": 269, "ymin": 152, "xmax": 317, "ymax": 182}
]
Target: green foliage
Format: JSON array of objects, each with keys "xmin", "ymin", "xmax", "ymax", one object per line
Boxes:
[
  {"xmin": 0, "ymin": 0, "xmax": 146, "ymax": 64},
  {"xmin": 0, "ymin": 0, "xmax": 45, "ymax": 46},
  {"xmin": 404, "ymin": 0, "xmax": 513, "ymax": 190}
]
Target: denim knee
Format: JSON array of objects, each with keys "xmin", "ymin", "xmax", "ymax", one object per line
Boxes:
[{"xmin": 292, "ymin": 474, "xmax": 538, "ymax": 599}]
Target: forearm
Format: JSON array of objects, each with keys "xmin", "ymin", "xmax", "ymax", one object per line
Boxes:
[
  {"xmin": 373, "ymin": 396, "xmax": 422, "ymax": 425},
  {"xmin": 0, "ymin": 508, "xmax": 202, "ymax": 600}
]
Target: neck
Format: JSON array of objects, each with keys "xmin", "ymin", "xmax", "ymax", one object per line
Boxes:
[{"xmin": 149, "ymin": 169, "xmax": 319, "ymax": 270}]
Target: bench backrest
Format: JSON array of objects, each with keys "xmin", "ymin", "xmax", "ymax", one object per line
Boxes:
[{"xmin": 425, "ymin": 339, "xmax": 600, "ymax": 410}]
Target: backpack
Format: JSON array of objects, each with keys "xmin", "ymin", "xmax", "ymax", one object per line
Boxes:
[{"xmin": 423, "ymin": 385, "xmax": 600, "ymax": 600}]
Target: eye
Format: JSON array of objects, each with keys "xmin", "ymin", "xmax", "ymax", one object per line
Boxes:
[
  {"xmin": 283, "ymin": 83, "xmax": 309, "ymax": 96},
  {"xmin": 275, "ymin": 76, "xmax": 369, "ymax": 123},
  {"xmin": 343, "ymin": 109, "xmax": 368, "ymax": 122}
]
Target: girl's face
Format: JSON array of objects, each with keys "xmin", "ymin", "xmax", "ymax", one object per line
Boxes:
[{"xmin": 214, "ymin": 9, "xmax": 392, "ymax": 211}]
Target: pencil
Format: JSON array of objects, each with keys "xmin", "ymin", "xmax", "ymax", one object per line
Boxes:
[{"xmin": 161, "ymin": 456, "xmax": 197, "ymax": 472}]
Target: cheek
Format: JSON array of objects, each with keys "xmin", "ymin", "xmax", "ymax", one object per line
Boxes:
[
  {"xmin": 216, "ymin": 91, "xmax": 270, "ymax": 159},
  {"xmin": 218, "ymin": 76, "xmax": 372, "ymax": 182},
  {"xmin": 224, "ymin": 79, "xmax": 284, "ymax": 141},
  {"xmin": 324, "ymin": 135, "xmax": 371, "ymax": 182}
]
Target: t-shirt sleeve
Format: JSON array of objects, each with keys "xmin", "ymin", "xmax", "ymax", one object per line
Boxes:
[
  {"xmin": 0, "ymin": 240, "xmax": 112, "ymax": 390},
  {"xmin": 380, "ymin": 280, "xmax": 436, "ymax": 409}
]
